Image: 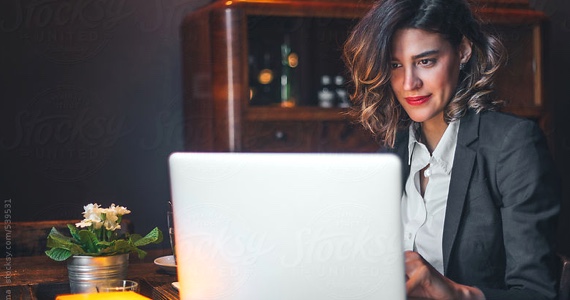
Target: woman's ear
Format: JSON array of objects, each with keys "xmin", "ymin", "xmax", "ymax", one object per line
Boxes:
[{"xmin": 459, "ymin": 36, "xmax": 473, "ymax": 64}]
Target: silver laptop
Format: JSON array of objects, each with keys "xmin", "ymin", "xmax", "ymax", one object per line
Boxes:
[{"xmin": 168, "ymin": 152, "xmax": 405, "ymax": 300}]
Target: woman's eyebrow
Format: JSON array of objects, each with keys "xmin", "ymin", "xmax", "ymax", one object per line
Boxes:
[{"xmin": 412, "ymin": 50, "xmax": 439, "ymax": 60}]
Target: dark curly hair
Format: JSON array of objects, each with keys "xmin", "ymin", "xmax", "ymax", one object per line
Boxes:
[{"xmin": 343, "ymin": 0, "xmax": 506, "ymax": 147}]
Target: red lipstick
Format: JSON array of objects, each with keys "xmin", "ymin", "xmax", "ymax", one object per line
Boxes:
[{"xmin": 405, "ymin": 95, "xmax": 431, "ymax": 106}]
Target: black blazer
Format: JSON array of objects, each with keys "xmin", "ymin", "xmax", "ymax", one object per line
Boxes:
[{"xmin": 389, "ymin": 109, "xmax": 560, "ymax": 300}]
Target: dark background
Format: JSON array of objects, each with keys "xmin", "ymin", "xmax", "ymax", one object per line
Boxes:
[
  {"xmin": 1, "ymin": 0, "xmax": 569, "ymax": 253},
  {"xmin": 0, "ymin": 0, "xmax": 212, "ymax": 250}
]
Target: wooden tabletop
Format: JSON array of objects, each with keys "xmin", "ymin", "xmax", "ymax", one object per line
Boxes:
[
  {"xmin": 1, "ymin": 248, "xmax": 179, "ymax": 300},
  {"xmin": 2, "ymin": 249, "xmax": 434, "ymax": 300}
]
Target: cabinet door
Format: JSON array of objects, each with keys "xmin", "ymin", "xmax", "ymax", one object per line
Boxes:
[
  {"xmin": 242, "ymin": 121, "xmax": 319, "ymax": 152},
  {"xmin": 247, "ymin": 15, "xmax": 356, "ymax": 108},
  {"xmin": 319, "ymin": 121, "xmax": 379, "ymax": 153}
]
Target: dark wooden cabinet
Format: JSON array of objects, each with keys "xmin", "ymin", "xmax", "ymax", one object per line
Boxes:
[
  {"xmin": 181, "ymin": 0, "xmax": 547, "ymax": 153},
  {"xmin": 243, "ymin": 121, "xmax": 318, "ymax": 152}
]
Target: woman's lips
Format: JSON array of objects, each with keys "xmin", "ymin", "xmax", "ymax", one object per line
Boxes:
[{"xmin": 405, "ymin": 95, "xmax": 431, "ymax": 106}]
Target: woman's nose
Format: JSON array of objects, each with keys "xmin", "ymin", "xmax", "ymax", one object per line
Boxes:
[{"xmin": 403, "ymin": 68, "xmax": 422, "ymax": 91}]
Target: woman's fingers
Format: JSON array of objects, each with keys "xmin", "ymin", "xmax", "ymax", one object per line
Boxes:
[
  {"xmin": 406, "ymin": 268, "xmax": 422, "ymax": 292},
  {"xmin": 405, "ymin": 251, "xmax": 454, "ymax": 299},
  {"xmin": 404, "ymin": 251, "xmax": 484, "ymax": 300},
  {"xmin": 405, "ymin": 251, "xmax": 430, "ymax": 295}
]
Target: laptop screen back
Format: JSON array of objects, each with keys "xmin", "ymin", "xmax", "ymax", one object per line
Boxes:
[{"xmin": 168, "ymin": 152, "xmax": 405, "ymax": 300}]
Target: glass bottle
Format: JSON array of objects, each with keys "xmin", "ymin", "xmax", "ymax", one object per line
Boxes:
[
  {"xmin": 250, "ymin": 52, "xmax": 277, "ymax": 105},
  {"xmin": 280, "ymin": 35, "xmax": 298, "ymax": 107},
  {"xmin": 334, "ymin": 75, "xmax": 351, "ymax": 108},
  {"xmin": 318, "ymin": 75, "xmax": 335, "ymax": 108}
]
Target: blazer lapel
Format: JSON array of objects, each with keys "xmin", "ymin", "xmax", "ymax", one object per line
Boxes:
[{"xmin": 442, "ymin": 110, "xmax": 479, "ymax": 274}]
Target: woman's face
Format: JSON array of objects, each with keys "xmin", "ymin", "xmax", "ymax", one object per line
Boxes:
[{"xmin": 390, "ymin": 28, "xmax": 471, "ymax": 127}]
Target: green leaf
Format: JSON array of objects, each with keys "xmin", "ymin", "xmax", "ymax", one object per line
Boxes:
[
  {"xmin": 99, "ymin": 239, "xmax": 134, "ymax": 256},
  {"xmin": 129, "ymin": 233, "xmax": 142, "ymax": 243},
  {"xmin": 97, "ymin": 241, "xmax": 112, "ymax": 248},
  {"xmin": 133, "ymin": 227, "xmax": 163, "ymax": 247},
  {"xmin": 46, "ymin": 228, "xmax": 75, "ymax": 250},
  {"xmin": 78, "ymin": 230, "xmax": 100, "ymax": 253},
  {"xmin": 67, "ymin": 224, "xmax": 81, "ymax": 241},
  {"xmin": 45, "ymin": 248, "xmax": 72, "ymax": 261},
  {"xmin": 134, "ymin": 248, "xmax": 147, "ymax": 259},
  {"xmin": 48, "ymin": 227, "xmax": 73, "ymax": 242},
  {"xmin": 68, "ymin": 243, "xmax": 87, "ymax": 256},
  {"xmin": 106, "ymin": 229, "xmax": 113, "ymax": 242}
]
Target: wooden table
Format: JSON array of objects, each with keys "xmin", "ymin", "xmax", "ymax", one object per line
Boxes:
[
  {"xmin": 1, "ymin": 249, "xmax": 439, "ymax": 300},
  {"xmin": 0, "ymin": 248, "xmax": 179, "ymax": 300}
]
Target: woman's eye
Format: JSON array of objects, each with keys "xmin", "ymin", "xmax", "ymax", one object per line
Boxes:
[
  {"xmin": 391, "ymin": 63, "xmax": 401, "ymax": 69},
  {"xmin": 418, "ymin": 59, "xmax": 435, "ymax": 66}
]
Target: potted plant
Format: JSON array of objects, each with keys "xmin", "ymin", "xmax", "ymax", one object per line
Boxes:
[{"xmin": 45, "ymin": 203, "xmax": 163, "ymax": 293}]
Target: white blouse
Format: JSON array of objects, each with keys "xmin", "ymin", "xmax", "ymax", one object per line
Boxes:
[{"xmin": 401, "ymin": 120, "xmax": 459, "ymax": 275}]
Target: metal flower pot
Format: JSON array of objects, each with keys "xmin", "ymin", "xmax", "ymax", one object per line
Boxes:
[{"xmin": 67, "ymin": 253, "xmax": 129, "ymax": 293}]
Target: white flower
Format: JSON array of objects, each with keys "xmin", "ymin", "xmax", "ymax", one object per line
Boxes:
[
  {"xmin": 103, "ymin": 220, "xmax": 121, "ymax": 231},
  {"xmin": 109, "ymin": 203, "xmax": 131, "ymax": 216},
  {"xmin": 76, "ymin": 203, "xmax": 103, "ymax": 229},
  {"xmin": 82, "ymin": 203, "xmax": 102, "ymax": 223},
  {"xmin": 75, "ymin": 203, "xmax": 130, "ymax": 231},
  {"xmin": 75, "ymin": 219, "xmax": 93, "ymax": 228},
  {"xmin": 92, "ymin": 220, "xmax": 103, "ymax": 230},
  {"xmin": 105, "ymin": 210, "xmax": 119, "ymax": 223},
  {"xmin": 102, "ymin": 208, "xmax": 121, "ymax": 231}
]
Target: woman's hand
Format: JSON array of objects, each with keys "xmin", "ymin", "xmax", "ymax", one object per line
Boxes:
[{"xmin": 405, "ymin": 251, "xmax": 486, "ymax": 300}]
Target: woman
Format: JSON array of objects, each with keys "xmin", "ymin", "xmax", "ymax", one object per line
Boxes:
[{"xmin": 343, "ymin": 0, "xmax": 561, "ymax": 299}]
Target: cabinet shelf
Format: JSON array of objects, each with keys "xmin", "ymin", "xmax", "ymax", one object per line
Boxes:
[{"xmin": 245, "ymin": 107, "xmax": 352, "ymax": 122}]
